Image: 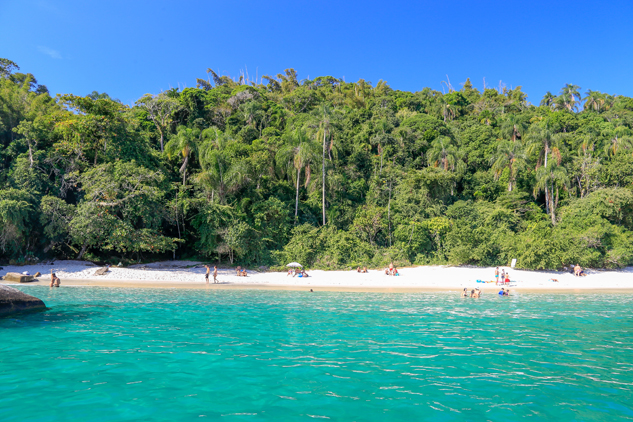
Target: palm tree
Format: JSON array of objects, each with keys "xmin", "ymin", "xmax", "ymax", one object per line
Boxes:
[
  {"xmin": 312, "ymin": 103, "xmax": 342, "ymax": 225},
  {"xmin": 491, "ymin": 140, "xmax": 526, "ymax": 191},
  {"xmin": 275, "ymin": 129, "xmax": 320, "ymax": 220},
  {"xmin": 426, "ymin": 137, "xmax": 465, "ymax": 172},
  {"xmin": 534, "ymin": 160, "xmax": 569, "ymax": 225},
  {"xmin": 526, "ymin": 123, "xmax": 557, "ymax": 214},
  {"xmin": 559, "ymin": 84, "xmax": 582, "ymax": 111},
  {"xmin": 500, "ymin": 114, "xmax": 528, "ymax": 142},
  {"xmin": 196, "ymin": 128, "xmax": 250, "ymax": 204},
  {"xmin": 540, "ymin": 91, "xmax": 556, "ymax": 109},
  {"xmin": 583, "ymin": 90, "xmax": 603, "ymax": 112},
  {"xmin": 165, "ymin": 126, "xmax": 199, "ymax": 186},
  {"xmin": 604, "ymin": 132, "xmax": 633, "ymax": 157}
]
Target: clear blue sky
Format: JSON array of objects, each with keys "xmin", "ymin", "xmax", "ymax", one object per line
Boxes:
[{"xmin": 2, "ymin": 0, "xmax": 632, "ymax": 106}]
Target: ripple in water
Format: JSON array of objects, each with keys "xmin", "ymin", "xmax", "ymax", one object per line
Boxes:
[{"xmin": 1, "ymin": 287, "xmax": 633, "ymax": 421}]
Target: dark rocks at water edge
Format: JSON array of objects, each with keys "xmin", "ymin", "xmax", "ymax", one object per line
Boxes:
[{"xmin": 0, "ymin": 284, "xmax": 47, "ymax": 317}]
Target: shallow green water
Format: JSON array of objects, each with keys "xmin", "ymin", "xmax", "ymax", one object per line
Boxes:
[{"xmin": 1, "ymin": 287, "xmax": 633, "ymax": 421}]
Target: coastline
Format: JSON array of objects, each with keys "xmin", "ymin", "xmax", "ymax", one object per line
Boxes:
[{"xmin": 1, "ymin": 260, "xmax": 633, "ymax": 293}]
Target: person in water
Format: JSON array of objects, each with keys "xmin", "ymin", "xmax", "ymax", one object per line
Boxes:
[
  {"xmin": 473, "ymin": 288, "xmax": 481, "ymax": 298},
  {"xmin": 50, "ymin": 271, "xmax": 60, "ymax": 287},
  {"xmin": 461, "ymin": 288, "xmax": 469, "ymax": 298},
  {"xmin": 498, "ymin": 288, "xmax": 505, "ymax": 296}
]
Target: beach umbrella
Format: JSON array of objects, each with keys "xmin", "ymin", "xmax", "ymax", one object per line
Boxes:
[{"xmin": 286, "ymin": 262, "xmax": 303, "ymax": 268}]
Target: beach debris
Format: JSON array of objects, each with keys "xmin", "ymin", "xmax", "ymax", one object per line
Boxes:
[
  {"xmin": 94, "ymin": 267, "xmax": 110, "ymax": 276},
  {"xmin": 0, "ymin": 284, "xmax": 47, "ymax": 317}
]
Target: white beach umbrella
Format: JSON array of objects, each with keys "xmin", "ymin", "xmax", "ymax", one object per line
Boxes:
[{"xmin": 286, "ymin": 262, "xmax": 303, "ymax": 268}]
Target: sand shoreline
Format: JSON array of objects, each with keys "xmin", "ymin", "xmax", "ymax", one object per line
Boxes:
[
  {"xmin": 3, "ymin": 278, "xmax": 633, "ymax": 294},
  {"xmin": 1, "ymin": 260, "xmax": 632, "ymax": 293}
]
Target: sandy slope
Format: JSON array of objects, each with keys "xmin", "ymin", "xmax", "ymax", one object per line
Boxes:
[{"xmin": 1, "ymin": 260, "xmax": 632, "ymax": 291}]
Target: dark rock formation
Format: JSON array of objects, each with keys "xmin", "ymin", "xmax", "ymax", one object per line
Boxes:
[
  {"xmin": 4, "ymin": 272, "xmax": 35, "ymax": 283},
  {"xmin": 0, "ymin": 284, "xmax": 47, "ymax": 317}
]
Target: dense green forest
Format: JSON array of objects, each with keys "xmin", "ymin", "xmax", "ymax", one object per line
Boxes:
[{"xmin": 1, "ymin": 58, "xmax": 633, "ymax": 270}]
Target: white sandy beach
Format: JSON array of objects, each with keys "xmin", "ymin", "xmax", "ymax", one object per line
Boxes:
[{"xmin": 1, "ymin": 260, "xmax": 632, "ymax": 291}]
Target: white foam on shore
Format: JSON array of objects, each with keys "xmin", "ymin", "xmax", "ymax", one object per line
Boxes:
[{"xmin": 2, "ymin": 261, "xmax": 633, "ymax": 290}]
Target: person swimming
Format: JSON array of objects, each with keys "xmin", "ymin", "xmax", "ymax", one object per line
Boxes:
[{"xmin": 461, "ymin": 288, "xmax": 469, "ymax": 298}]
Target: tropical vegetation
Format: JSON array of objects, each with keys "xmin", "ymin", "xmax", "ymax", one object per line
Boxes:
[{"xmin": 2, "ymin": 58, "xmax": 633, "ymax": 270}]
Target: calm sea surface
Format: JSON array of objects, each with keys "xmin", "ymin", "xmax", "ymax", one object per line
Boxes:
[{"xmin": 1, "ymin": 287, "xmax": 633, "ymax": 421}]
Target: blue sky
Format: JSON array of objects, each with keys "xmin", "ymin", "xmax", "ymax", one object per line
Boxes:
[{"xmin": 1, "ymin": 0, "xmax": 632, "ymax": 106}]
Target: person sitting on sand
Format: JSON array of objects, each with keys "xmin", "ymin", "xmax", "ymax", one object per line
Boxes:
[
  {"xmin": 393, "ymin": 267, "xmax": 399, "ymax": 276},
  {"xmin": 384, "ymin": 268, "xmax": 390, "ymax": 275},
  {"xmin": 301, "ymin": 270, "xmax": 309, "ymax": 277},
  {"xmin": 236, "ymin": 266, "xmax": 242, "ymax": 276},
  {"xmin": 574, "ymin": 264, "xmax": 586, "ymax": 276},
  {"xmin": 241, "ymin": 269, "xmax": 248, "ymax": 277},
  {"xmin": 357, "ymin": 267, "xmax": 361, "ymax": 273},
  {"xmin": 461, "ymin": 288, "xmax": 469, "ymax": 298},
  {"xmin": 362, "ymin": 266, "xmax": 368, "ymax": 273}
]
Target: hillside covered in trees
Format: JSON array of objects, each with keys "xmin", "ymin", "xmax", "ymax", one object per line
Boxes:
[{"xmin": 2, "ymin": 58, "xmax": 633, "ymax": 270}]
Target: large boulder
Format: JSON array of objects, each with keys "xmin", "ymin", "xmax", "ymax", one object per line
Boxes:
[
  {"xmin": 0, "ymin": 284, "xmax": 47, "ymax": 317},
  {"xmin": 4, "ymin": 272, "xmax": 35, "ymax": 283}
]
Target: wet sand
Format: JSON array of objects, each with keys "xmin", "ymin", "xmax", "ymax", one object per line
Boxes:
[{"xmin": 3, "ymin": 278, "xmax": 633, "ymax": 294}]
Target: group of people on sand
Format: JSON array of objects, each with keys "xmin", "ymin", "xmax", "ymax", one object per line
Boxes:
[
  {"xmin": 236, "ymin": 266, "xmax": 248, "ymax": 277},
  {"xmin": 287, "ymin": 268, "xmax": 309, "ymax": 277},
  {"xmin": 574, "ymin": 264, "xmax": 586, "ymax": 277},
  {"xmin": 461, "ymin": 288, "xmax": 481, "ymax": 298},
  {"xmin": 494, "ymin": 267, "xmax": 511, "ymax": 285},
  {"xmin": 356, "ymin": 267, "xmax": 368, "ymax": 273},
  {"xmin": 204, "ymin": 265, "xmax": 218, "ymax": 283},
  {"xmin": 384, "ymin": 263, "xmax": 399, "ymax": 276}
]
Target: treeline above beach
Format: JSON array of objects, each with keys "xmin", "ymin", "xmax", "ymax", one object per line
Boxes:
[{"xmin": 1, "ymin": 58, "xmax": 633, "ymax": 269}]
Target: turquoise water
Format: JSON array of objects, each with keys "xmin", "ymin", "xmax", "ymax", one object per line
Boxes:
[{"xmin": 1, "ymin": 287, "xmax": 633, "ymax": 421}]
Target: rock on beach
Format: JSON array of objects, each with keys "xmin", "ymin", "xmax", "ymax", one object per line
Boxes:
[{"xmin": 0, "ymin": 284, "xmax": 47, "ymax": 317}]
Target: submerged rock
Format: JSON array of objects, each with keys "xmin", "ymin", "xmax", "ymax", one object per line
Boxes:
[{"xmin": 0, "ymin": 284, "xmax": 47, "ymax": 317}]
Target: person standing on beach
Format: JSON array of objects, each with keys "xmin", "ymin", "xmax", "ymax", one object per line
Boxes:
[
  {"xmin": 495, "ymin": 267, "xmax": 499, "ymax": 283},
  {"xmin": 213, "ymin": 266, "xmax": 218, "ymax": 283},
  {"xmin": 204, "ymin": 265, "xmax": 210, "ymax": 284}
]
